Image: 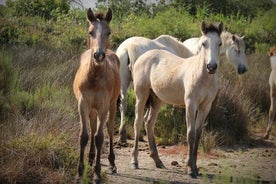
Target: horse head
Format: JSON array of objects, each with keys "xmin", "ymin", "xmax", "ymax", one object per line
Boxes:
[
  {"xmin": 87, "ymin": 8, "xmax": 112, "ymax": 63},
  {"xmin": 200, "ymin": 21, "xmax": 223, "ymax": 74},
  {"xmin": 225, "ymin": 35, "xmax": 248, "ymax": 74}
]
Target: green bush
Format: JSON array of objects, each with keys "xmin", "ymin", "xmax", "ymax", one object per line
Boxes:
[{"xmin": 0, "ymin": 51, "xmax": 19, "ymax": 118}]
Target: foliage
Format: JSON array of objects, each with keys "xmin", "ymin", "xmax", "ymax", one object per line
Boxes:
[
  {"xmin": 0, "ymin": 51, "xmax": 19, "ymax": 119},
  {"xmin": 6, "ymin": 0, "xmax": 70, "ymax": 20},
  {"xmin": 0, "ymin": 132, "xmax": 78, "ymax": 183}
]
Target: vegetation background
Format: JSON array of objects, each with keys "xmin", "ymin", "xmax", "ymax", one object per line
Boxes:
[{"xmin": 0, "ymin": 0, "xmax": 275, "ymax": 183}]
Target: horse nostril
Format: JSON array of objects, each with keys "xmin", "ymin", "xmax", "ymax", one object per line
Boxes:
[
  {"xmin": 207, "ymin": 63, "xmax": 217, "ymax": 71},
  {"xmin": 94, "ymin": 51, "xmax": 105, "ymax": 60},
  {"xmin": 238, "ymin": 65, "xmax": 248, "ymax": 74}
]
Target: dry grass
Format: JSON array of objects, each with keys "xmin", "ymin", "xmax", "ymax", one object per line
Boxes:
[{"xmin": 0, "ymin": 45, "xmax": 273, "ymax": 183}]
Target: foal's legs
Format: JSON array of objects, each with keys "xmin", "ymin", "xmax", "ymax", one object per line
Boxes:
[
  {"xmin": 264, "ymin": 90, "xmax": 276, "ymax": 139},
  {"xmin": 131, "ymin": 90, "xmax": 149, "ymax": 169},
  {"xmin": 77, "ymin": 98, "xmax": 90, "ymax": 177},
  {"xmin": 118, "ymin": 68, "xmax": 132, "ymax": 144},
  {"xmin": 145, "ymin": 98, "xmax": 165, "ymax": 168},
  {"xmin": 89, "ymin": 110, "xmax": 97, "ymax": 166},
  {"xmin": 93, "ymin": 108, "xmax": 108, "ymax": 183},
  {"xmin": 191, "ymin": 102, "xmax": 213, "ymax": 176},
  {"xmin": 185, "ymin": 102, "xmax": 198, "ymax": 178},
  {"xmin": 106, "ymin": 102, "xmax": 117, "ymax": 173}
]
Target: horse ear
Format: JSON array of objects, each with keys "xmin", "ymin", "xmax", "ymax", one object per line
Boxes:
[
  {"xmin": 218, "ymin": 21, "xmax": 223, "ymax": 35},
  {"xmin": 201, "ymin": 21, "xmax": 207, "ymax": 35},
  {"xmin": 105, "ymin": 8, "xmax": 112, "ymax": 23},
  {"xmin": 241, "ymin": 35, "xmax": 245, "ymax": 40},
  {"xmin": 232, "ymin": 35, "xmax": 237, "ymax": 42},
  {"xmin": 87, "ymin": 8, "xmax": 96, "ymax": 23}
]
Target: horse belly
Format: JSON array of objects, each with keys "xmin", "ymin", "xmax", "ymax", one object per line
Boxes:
[{"xmin": 151, "ymin": 80, "xmax": 185, "ymax": 106}]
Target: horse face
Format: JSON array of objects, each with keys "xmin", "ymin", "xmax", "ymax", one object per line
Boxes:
[
  {"xmin": 202, "ymin": 32, "xmax": 222, "ymax": 74},
  {"xmin": 226, "ymin": 35, "xmax": 248, "ymax": 74},
  {"xmin": 87, "ymin": 8, "xmax": 112, "ymax": 63}
]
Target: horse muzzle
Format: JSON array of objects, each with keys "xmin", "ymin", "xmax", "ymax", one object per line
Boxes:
[
  {"xmin": 207, "ymin": 63, "xmax": 217, "ymax": 74},
  {"xmin": 237, "ymin": 64, "xmax": 248, "ymax": 74},
  {"xmin": 94, "ymin": 49, "xmax": 106, "ymax": 62}
]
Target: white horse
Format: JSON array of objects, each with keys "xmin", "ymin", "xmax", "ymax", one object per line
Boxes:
[
  {"xmin": 264, "ymin": 47, "xmax": 276, "ymax": 139},
  {"xmin": 131, "ymin": 21, "xmax": 223, "ymax": 178},
  {"xmin": 183, "ymin": 31, "xmax": 248, "ymax": 74},
  {"xmin": 116, "ymin": 27, "xmax": 248, "ymax": 144},
  {"xmin": 116, "ymin": 35, "xmax": 192, "ymax": 143}
]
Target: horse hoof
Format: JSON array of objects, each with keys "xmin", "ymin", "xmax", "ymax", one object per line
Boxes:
[
  {"xmin": 108, "ymin": 166, "xmax": 117, "ymax": 174},
  {"xmin": 263, "ymin": 133, "xmax": 269, "ymax": 140},
  {"xmin": 189, "ymin": 172, "xmax": 197, "ymax": 178},
  {"xmin": 156, "ymin": 162, "xmax": 166, "ymax": 169},
  {"xmin": 94, "ymin": 175, "xmax": 101, "ymax": 184},
  {"xmin": 131, "ymin": 163, "xmax": 139, "ymax": 169}
]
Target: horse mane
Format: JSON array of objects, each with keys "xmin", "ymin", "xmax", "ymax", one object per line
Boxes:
[{"xmin": 155, "ymin": 35, "xmax": 192, "ymax": 58}]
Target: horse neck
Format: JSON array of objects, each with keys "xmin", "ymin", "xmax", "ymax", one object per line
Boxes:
[
  {"xmin": 158, "ymin": 35, "xmax": 191, "ymax": 58},
  {"xmin": 220, "ymin": 31, "xmax": 232, "ymax": 54},
  {"xmin": 271, "ymin": 56, "xmax": 276, "ymax": 69},
  {"xmin": 85, "ymin": 49, "xmax": 107, "ymax": 76}
]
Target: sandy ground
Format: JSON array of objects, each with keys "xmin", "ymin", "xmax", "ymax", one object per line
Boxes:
[{"xmin": 99, "ymin": 134, "xmax": 276, "ymax": 184}]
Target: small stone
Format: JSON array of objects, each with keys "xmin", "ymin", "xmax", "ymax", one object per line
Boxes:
[{"xmin": 171, "ymin": 161, "xmax": 179, "ymax": 166}]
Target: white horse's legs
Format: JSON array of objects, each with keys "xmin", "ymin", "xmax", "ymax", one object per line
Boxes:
[
  {"xmin": 118, "ymin": 68, "xmax": 132, "ymax": 144},
  {"xmin": 185, "ymin": 103, "xmax": 197, "ymax": 178},
  {"xmin": 131, "ymin": 89, "xmax": 149, "ymax": 169},
  {"xmin": 264, "ymin": 92, "xmax": 276, "ymax": 139},
  {"xmin": 145, "ymin": 98, "xmax": 165, "ymax": 168}
]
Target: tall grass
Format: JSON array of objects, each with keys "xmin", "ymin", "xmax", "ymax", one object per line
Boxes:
[{"xmin": 0, "ymin": 46, "xmax": 80, "ymax": 183}]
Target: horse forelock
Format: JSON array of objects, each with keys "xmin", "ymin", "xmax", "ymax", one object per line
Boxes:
[{"xmin": 202, "ymin": 23, "xmax": 221, "ymax": 36}]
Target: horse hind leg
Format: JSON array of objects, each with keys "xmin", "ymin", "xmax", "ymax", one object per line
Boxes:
[
  {"xmin": 106, "ymin": 102, "xmax": 117, "ymax": 174},
  {"xmin": 118, "ymin": 68, "xmax": 132, "ymax": 145},
  {"xmin": 145, "ymin": 94, "xmax": 165, "ymax": 168},
  {"xmin": 264, "ymin": 94, "xmax": 276, "ymax": 139}
]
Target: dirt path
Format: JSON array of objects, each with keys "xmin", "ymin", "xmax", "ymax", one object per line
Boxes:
[{"xmin": 100, "ymin": 134, "xmax": 276, "ymax": 184}]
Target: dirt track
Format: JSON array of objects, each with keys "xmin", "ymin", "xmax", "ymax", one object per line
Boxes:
[{"xmin": 99, "ymin": 134, "xmax": 276, "ymax": 184}]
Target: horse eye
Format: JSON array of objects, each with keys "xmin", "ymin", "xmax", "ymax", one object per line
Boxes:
[
  {"xmin": 219, "ymin": 42, "xmax": 222, "ymax": 47},
  {"xmin": 202, "ymin": 42, "xmax": 206, "ymax": 47},
  {"xmin": 89, "ymin": 31, "xmax": 95, "ymax": 37}
]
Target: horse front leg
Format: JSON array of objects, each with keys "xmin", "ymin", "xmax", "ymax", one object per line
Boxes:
[
  {"xmin": 131, "ymin": 92, "xmax": 148, "ymax": 169},
  {"xmin": 264, "ymin": 92, "xmax": 276, "ymax": 139},
  {"xmin": 93, "ymin": 109, "xmax": 107, "ymax": 183},
  {"xmin": 185, "ymin": 103, "xmax": 198, "ymax": 178},
  {"xmin": 106, "ymin": 102, "xmax": 117, "ymax": 174},
  {"xmin": 192, "ymin": 102, "xmax": 212, "ymax": 177},
  {"xmin": 77, "ymin": 98, "xmax": 90, "ymax": 178},
  {"xmin": 89, "ymin": 110, "xmax": 97, "ymax": 166}
]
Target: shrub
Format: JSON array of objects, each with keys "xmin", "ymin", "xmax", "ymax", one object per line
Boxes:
[
  {"xmin": 0, "ymin": 132, "xmax": 77, "ymax": 183},
  {"xmin": 0, "ymin": 50, "xmax": 19, "ymax": 119}
]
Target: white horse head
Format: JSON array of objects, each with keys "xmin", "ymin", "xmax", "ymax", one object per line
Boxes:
[
  {"xmin": 200, "ymin": 21, "xmax": 223, "ymax": 74},
  {"xmin": 224, "ymin": 33, "xmax": 248, "ymax": 74}
]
